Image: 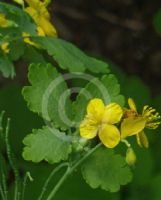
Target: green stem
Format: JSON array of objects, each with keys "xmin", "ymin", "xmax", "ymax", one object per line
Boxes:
[
  {"xmin": 21, "ymin": 173, "xmax": 28, "ymax": 200},
  {"xmin": 5, "ymin": 119, "xmax": 20, "ymax": 200},
  {"xmin": 1, "ymin": 173, "xmax": 7, "ymax": 200},
  {"xmin": 0, "ymin": 154, "xmax": 7, "ymax": 200},
  {"xmin": 0, "ymin": 184, "xmax": 5, "ymax": 200},
  {"xmin": 46, "ymin": 166, "xmax": 71, "ymax": 200},
  {"xmin": 46, "ymin": 143, "xmax": 102, "ymax": 200},
  {"xmin": 0, "ymin": 111, "xmax": 5, "ymax": 139},
  {"xmin": 38, "ymin": 162, "xmax": 69, "ymax": 200},
  {"xmin": 121, "ymin": 139, "xmax": 131, "ymax": 148}
]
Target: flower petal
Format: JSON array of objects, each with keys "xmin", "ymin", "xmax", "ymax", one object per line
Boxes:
[
  {"xmin": 99, "ymin": 124, "xmax": 120, "ymax": 148},
  {"xmin": 136, "ymin": 131, "xmax": 149, "ymax": 148},
  {"xmin": 38, "ymin": 16, "xmax": 57, "ymax": 36},
  {"xmin": 87, "ymin": 98, "xmax": 105, "ymax": 122},
  {"xmin": 80, "ymin": 118, "xmax": 98, "ymax": 139},
  {"xmin": 128, "ymin": 98, "xmax": 137, "ymax": 112},
  {"xmin": 102, "ymin": 103, "xmax": 123, "ymax": 124},
  {"xmin": 121, "ymin": 117, "xmax": 146, "ymax": 139}
]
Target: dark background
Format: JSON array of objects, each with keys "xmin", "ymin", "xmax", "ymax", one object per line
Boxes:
[
  {"xmin": 4, "ymin": 0, "xmax": 161, "ymax": 95},
  {"xmin": 50, "ymin": 0, "xmax": 161, "ymax": 95}
]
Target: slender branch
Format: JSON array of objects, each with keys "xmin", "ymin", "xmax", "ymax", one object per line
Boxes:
[
  {"xmin": 0, "ymin": 184, "xmax": 5, "ymax": 200},
  {"xmin": 38, "ymin": 162, "xmax": 69, "ymax": 200},
  {"xmin": 21, "ymin": 173, "xmax": 28, "ymax": 200},
  {"xmin": 0, "ymin": 111, "xmax": 5, "ymax": 139},
  {"xmin": 70, "ymin": 143, "xmax": 102, "ymax": 173},
  {"xmin": 0, "ymin": 154, "xmax": 7, "ymax": 200},
  {"xmin": 46, "ymin": 166, "xmax": 71, "ymax": 200},
  {"xmin": 5, "ymin": 118, "xmax": 20, "ymax": 200},
  {"xmin": 46, "ymin": 143, "xmax": 102, "ymax": 200},
  {"xmin": 1, "ymin": 173, "xmax": 7, "ymax": 200}
]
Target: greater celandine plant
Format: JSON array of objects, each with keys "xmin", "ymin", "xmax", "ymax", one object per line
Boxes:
[{"xmin": 0, "ymin": 1, "xmax": 160, "ymax": 200}]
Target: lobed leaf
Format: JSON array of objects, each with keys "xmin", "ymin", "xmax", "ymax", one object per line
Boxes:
[
  {"xmin": 22, "ymin": 63, "xmax": 73, "ymax": 129},
  {"xmin": 22, "ymin": 126, "xmax": 72, "ymax": 164},
  {"xmin": 33, "ymin": 37, "xmax": 109, "ymax": 74},
  {"xmin": 81, "ymin": 146, "xmax": 133, "ymax": 192}
]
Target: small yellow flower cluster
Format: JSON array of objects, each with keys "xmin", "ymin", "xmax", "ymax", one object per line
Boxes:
[
  {"xmin": 0, "ymin": 14, "xmax": 10, "ymax": 53},
  {"xmin": 0, "ymin": 13, "xmax": 9, "ymax": 28},
  {"xmin": 24, "ymin": 0, "xmax": 57, "ymax": 37},
  {"xmin": 22, "ymin": 0, "xmax": 57, "ymax": 46},
  {"xmin": 80, "ymin": 98, "xmax": 161, "ymax": 165},
  {"xmin": 0, "ymin": 42, "xmax": 10, "ymax": 54},
  {"xmin": 1, "ymin": 1, "xmax": 57, "ymax": 53}
]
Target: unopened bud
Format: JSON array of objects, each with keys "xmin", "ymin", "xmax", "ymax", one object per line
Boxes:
[{"xmin": 126, "ymin": 147, "xmax": 136, "ymax": 166}]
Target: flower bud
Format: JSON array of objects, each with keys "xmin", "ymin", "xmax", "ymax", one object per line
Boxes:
[{"xmin": 126, "ymin": 147, "xmax": 136, "ymax": 166}]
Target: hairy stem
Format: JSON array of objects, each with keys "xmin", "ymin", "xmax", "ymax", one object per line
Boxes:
[
  {"xmin": 0, "ymin": 184, "xmax": 5, "ymax": 200},
  {"xmin": 5, "ymin": 119, "xmax": 20, "ymax": 200},
  {"xmin": 46, "ymin": 143, "xmax": 102, "ymax": 200},
  {"xmin": 0, "ymin": 154, "xmax": 7, "ymax": 200},
  {"xmin": 21, "ymin": 173, "xmax": 28, "ymax": 200},
  {"xmin": 38, "ymin": 162, "xmax": 69, "ymax": 200}
]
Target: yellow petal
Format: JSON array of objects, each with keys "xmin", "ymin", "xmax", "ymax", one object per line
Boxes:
[
  {"xmin": 98, "ymin": 124, "xmax": 120, "ymax": 148},
  {"xmin": 25, "ymin": 0, "xmax": 39, "ymax": 7},
  {"xmin": 128, "ymin": 98, "xmax": 137, "ymax": 112},
  {"xmin": 80, "ymin": 118, "xmax": 98, "ymax": 139},
  {"xmin": 25, "ymin": 0, "xmax": 50, "ymax": 19},
  {"xmin": 0, "ymin": 14, "xmax": 8, "ymax": 28},
  {"xmin": 136, "ymin": 131, "xmax": 149, "ymax": 148},
  {"xmin": 126, "ymin": 147, "xmax": 137, "ymax": 166},
  {"xmin": 37, "ymin": 26, "xmax": 45, "ymax": 36},
  {"xmin": 1, "ymin": 42, "xmax": 10, "ymax": 54},
  {"xmin": 38, "ymin": 16, "xmax": 57, "ymax": 36},
  {"xmin": 87, "ymin": 98, "xmax": 105, "ymax": 123},
  {"xmin": 25, "ymin": 7, "xmax": 39, "ymax": 22},
  {"xmin": 102, "ymin": 103, "xmax": 123, "ymax": 124},
  {"xmin": 121, "ymin": 117, "xmax": 146, "ymax": 139}
]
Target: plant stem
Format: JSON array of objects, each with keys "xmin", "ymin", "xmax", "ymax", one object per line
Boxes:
[
  {"xmin": 46, "ymin": 166, "xmax": 71, "ymax": 200},
  {"xmin": 5, "ymin": 119, "xmax": 20, "ymax": 200},
  {"xmin": 38, "ymin": 162, "xmax": 69, "ymax": 200},
  {"xmin": 21, "ymin": 173, "xmax": 28, "ymax": 200},
  {"xmin": 0, "ymin": 184, "xmax": 5, "ymax": 200},
  {"xmin": 46, "ymin": 143, "xmax": 102, "ymax": 200},
  {"xmin": 0, "ymin": 154, "xmax": 7, "ymax": 200}
]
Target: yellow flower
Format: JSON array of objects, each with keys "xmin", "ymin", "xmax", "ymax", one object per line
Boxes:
[
  {"xmin": 0, "ymin": 14, "xmax": 9, "ymax": 28},
  {"xmin": 22, "ymin": 27, "xmax": 45, "ymax": 47},
  {"xmin": 79, "ymin": 98, "xmax": 123, "ymax": 148},
  {"xmin": 1, "ymin": 42, "xmax": 10, "ymax": 53},
  {"xmin": 22, "ymin": 32, "xmax": 37, "ymax": 46},
  {"xmin": 121, "ymin": 98, "xmax": 161, "ymax": 148},
  {"xmin": 24, "ymin": 0, "xmax": 57, "ymax": 36}
]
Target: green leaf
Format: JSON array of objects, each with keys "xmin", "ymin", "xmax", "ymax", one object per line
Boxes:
[
  {"xmin": 81, "ymin": 146, "xmax": 132, "ymax": 192},
  {"xmin": 0, "ymin": 53, "xmax": 15, "ymax": 78},
  {"xmin": 74, "ymin": 74, "xmax": 124, "ymax": 123},
  {"xmin": 33, "ymin": 37, "xmax": 109, "ymax": 74},
  {"xmin": 22, "ymin": 63, "xmax": 72, "ymax": 129},
  {"xmin": 153, "ymin": 8, "xmax": 161, "ymax": 36},
  {"xmin": 9, "ymin": 38, "xmax": 25, "ymax": 61},
  {"xmin": 0, "ymin": 2, "xmax": 36, "ymax": 34},
  {"xmin": 23, "ymin": 46, "xmax": 46, "ymax": 64},
  {"xmin": 22, "ymin": 126, "xmax": 72, "ymax": 164}
]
